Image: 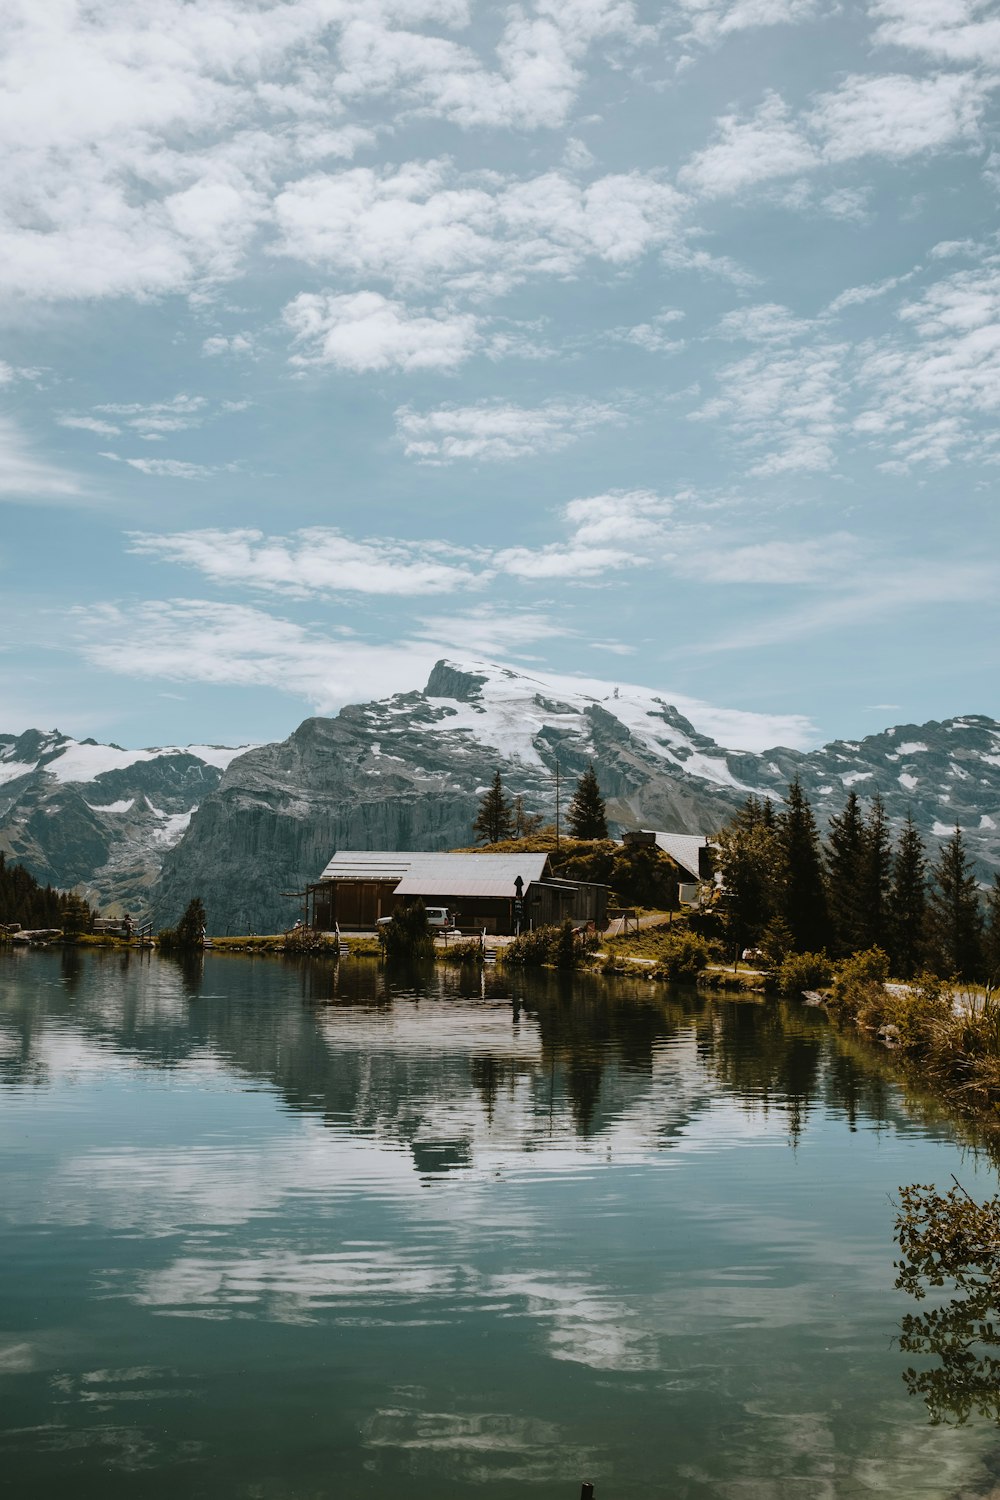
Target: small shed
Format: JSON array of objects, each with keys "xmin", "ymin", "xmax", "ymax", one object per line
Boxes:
[{"xmin": 308, "ymin": 850, "xmax": 606, "ymax": 935}]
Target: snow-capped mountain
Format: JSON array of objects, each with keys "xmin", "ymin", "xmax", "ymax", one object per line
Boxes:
[
  {"xmin": 153, "ymin": 660, "xmax": 1000, "ymax": 934},
  {"xmin": 0, "ymin": 729, "xmax": 251, "ymax": 916},
  {"xmin": 5, "ymin": 660, "xmax": 1000, "ymax": 931}
]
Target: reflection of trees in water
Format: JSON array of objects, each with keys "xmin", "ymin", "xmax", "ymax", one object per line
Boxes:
[{"xmin": 5, "ymin": 951, "xmax": 999, "ymax": 1175}]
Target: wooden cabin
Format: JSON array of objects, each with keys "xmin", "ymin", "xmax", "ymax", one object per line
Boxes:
[{"xmin": 308, "ymin": 851, "xmax": 606, "ymax": 935}]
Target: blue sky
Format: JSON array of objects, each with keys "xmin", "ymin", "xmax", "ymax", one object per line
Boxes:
[{"xmin": 2, "ymin": 0, "xmax": 999, "ymax": 752}]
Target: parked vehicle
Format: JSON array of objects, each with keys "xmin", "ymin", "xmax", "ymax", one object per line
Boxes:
[{"xmin": 376, "ymin": 906, "xmax": 454, "ymax": 931}]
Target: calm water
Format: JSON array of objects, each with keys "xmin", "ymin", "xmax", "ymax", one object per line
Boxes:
[{"xmin": 2, "ymin": 948, "xmax": 1000, "ymax": 1499}]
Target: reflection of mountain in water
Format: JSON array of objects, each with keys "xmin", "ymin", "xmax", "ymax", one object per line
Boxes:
[{"xmin": 0, "ymin": 950, "xmax": 954, "ymax": 1172}]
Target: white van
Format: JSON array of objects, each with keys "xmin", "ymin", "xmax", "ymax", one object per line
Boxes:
[{"xmin": 376, "ymin": 906, "xmax": 454, "ymax": 931}]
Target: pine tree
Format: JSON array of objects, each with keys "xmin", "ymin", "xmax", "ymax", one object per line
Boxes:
[
  {"xmin": 825, "ymin": 790, "xmax": 866, "ymax": 957},
  {"xmin": 888, "ymin": 814, "xmax": 927, "ymax": 979},
  {"xmin": 176, "ymin": 897, "xmax": 207, "ymax": 951},
  {"xmin": 777, "ymin": 778, "xmax": 829, "ymax": 953},
  {"xmin": 566, "ymin": 764, "xmax": 608, "ymax": 840},
  {"xmin": 858, "ymin": 791, "xmax": 892, "ymax": 952},
  {"xmin": 984, "ymin": 873, "xmax": 1000, "ymax": 983},
  {"xmin": 928, "ymin": 826, "xmax": 984, "ymax": 980},
  {"xmin": 716, "ymin": 808, "xmax": 779, "ymax": 956},
  {"xmin": 472, "ymin": 770, "xmax": 514, "ymax": 845}
]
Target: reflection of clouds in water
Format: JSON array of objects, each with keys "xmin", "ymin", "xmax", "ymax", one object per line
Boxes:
[
  {"xmin": 0, "ymin": 1421, "xmax": 202, "ymax": 1473},
  {"xmin": 696, "ymin": 1398, "xmax": 998, "ymax": 1500},
  {"xmin": 130, "ymin": 1242, "xmax": 659, "ymax": 1373},
  {"xmin": 35, "ymin": 1127, "xmax": 423, "ymax": 1232},
  {"xmin": 136, "ymin": 1247, "xmax": 459, "ymax": 1322},
  {"xmin": 363, "ymin": 1405, "xmax": 600, "ymax": 1485},
  {"xmin": 317, "ymin": 998, "xmax": 544, "ymax": 1060},
  {"xmin": 0, "ymin": 1340, "xmax": 35, "ymax": 1373},
  {"xmin": 488, "ymin": 1272, "xmax": 660, "ymax": 1371}
]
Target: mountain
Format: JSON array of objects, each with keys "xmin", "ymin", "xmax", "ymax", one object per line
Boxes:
[
  {"xmin": 0, "ymin": 730, "xmax": 250, "ymax": 916},
  {"xmin": 4, "ymin": 661, "xmax": 1000, "ymax": 932},
  {"xmin": 152, "ymin": 660, "xmax": 1000, "ymax": 934}
]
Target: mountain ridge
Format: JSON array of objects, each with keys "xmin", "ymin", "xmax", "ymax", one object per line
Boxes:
[{"xmin": 2, "ymin": 660, "xmax": 998, "ymax": 931}]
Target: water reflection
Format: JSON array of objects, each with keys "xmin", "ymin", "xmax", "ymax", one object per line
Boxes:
[{"xmin": 2, "ymin": 949, "xmax": 1000, "ymax": 1499}]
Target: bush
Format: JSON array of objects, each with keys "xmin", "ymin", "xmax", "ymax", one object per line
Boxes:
[
  {"xmin": 381, "ymin": 901, "xmax": 435, "ymax": 963},
  {"xmin": 502, "ymin": 921, "xmax": 595, "ymax": 970},
  {"xmin": 827, "ymin": 946, "xmax": 891, "ymax": 1024},
  {"xmin": 648, "ymin": 931, "xmax": 717, "ymax": 982},
  {"xmin": 437, "ymin": 938, "xmax": 485, "ymax": 967},
  {"xmin": 775, "ymin": 950, "xmax": 833, "ymax": 997}
]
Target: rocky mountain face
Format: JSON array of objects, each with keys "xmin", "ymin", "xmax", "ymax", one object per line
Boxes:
[
  {"xmin": 5, "ymin": 661, "xmax": 1000, "ymax": 933},
  {"xmin": 0, "ymin": 730, "xmax": 249, "ymax": 917},
  {"xmin": 153, "ymin": 660, "xmax": 1000, "ymax": 934}
]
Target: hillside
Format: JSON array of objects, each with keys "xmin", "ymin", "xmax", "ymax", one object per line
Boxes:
[{"xmin": 4, "ymin": 661, "xmax": 999, "ymax": 932}]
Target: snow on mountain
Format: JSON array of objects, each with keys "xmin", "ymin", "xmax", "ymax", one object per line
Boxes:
[
  {"xmin": 0, "ymin": 729, "xmax": 251, "ymax": 917},
  {"xmin": 4, "ymin": 658, "xmax": 1000, "ymax": 931}
]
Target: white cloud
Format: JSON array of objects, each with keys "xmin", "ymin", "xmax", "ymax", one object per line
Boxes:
[
  {"xmin": 0, "ymin": 416, "xmax": 82, "ymax": 501},
  {"xmin": 57, "ymin": 415, "xmax": 122, "ymax": 437},
  {"xmin": 680, "ymin": 533, "xmax": 858, "ymax": 584},
  {"xmin": 282, "ymin": 290, "xmax": 479, "ymax": 372},
  {"xmin": 272, "ymin": 161, "xmax": 688, "ymax": 296},
  {"xmin": 395, "ymin": 397, "xmax": 628, "ymax": 461},
  {"xmin": 690, "ymin": 340, "xmax": 848, "ymax": 474},
  {"xmin": 871, "ymin": 0, "xmax": 1000, "ymax": 68},
  {"xmin": 715, "ymin": 302, "xmax": 813, "ymax": 342},
  {"xmin": 74, "ymin": 599, "xmax": 442, "ymax": 713},
  {"xmin": 679, "ymin": 91, "xmax": 817, "ymax": 197},
  {"xmin": 610, "ymin": 309, "xmax": 685, "ymax": 351},
  {"xmin": 101, "ymin": 453, "xmax": 216, "ymax": 480},
  {"xmin": 682, "ymin": 71, "xmax": 992, "ymax": 199},
  {"xmin": 201, "ymin": 333, "xmax": 255, "ymax": 357},
  {"xmin": 0, "ymin": 0, "xmax": 648, "ymax": 304},
  {"xmin": 698, "ymin": 559, "xmax": 999, "ymax": 652},
  {"xmin": 855, "ymin": 260, "xmax": 1000, "ymax": 469},
  {"xmin": 674, "ymin": 0, "xmax": 818, "ymax": 47},
  {"xmin": 413, "ymin": 604, "xmax": 570, "ymax": 653},
  {"xmin": 809, "ymin": 70, "xmax": 990, "ymax": 162},
  {"xmin": 128, "ymin": 527, "xmax": 486, "ymax": 596}
]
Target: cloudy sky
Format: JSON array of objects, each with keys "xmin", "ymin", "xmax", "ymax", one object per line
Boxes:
[{"xmin": 2, "ymin": 0, "xmax": 999, "ymax": 752}]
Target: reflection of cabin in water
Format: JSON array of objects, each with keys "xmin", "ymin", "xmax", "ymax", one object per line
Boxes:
[
  {"xmin": 308, "ymin": 851, "xmax": 606, "ymax": 935},
  {"xmin": 622, "ymin": 829, "xmax": 715, "ymax": 905}
]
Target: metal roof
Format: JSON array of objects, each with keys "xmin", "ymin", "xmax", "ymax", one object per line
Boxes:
[
  {"xmin": 650, "ymin": 831, "xmax": 709, "ymax": 881},
  {"xmin": 316, "ymin": 850, "xmax": 550, "ymax": 898}
]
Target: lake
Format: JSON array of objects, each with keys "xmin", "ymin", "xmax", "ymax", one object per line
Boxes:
[{"xmin": 1, "ymin": 946, "xmax": 999, "ymax": 1498}]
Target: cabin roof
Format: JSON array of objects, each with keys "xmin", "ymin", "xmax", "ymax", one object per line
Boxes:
[
  {"xmin": 649, "ymin": 831, "xmax": 709, "ymax": 881},
  {"xmin": 315, "ymin": 850, "xmax": 550, "ymax": 898}
]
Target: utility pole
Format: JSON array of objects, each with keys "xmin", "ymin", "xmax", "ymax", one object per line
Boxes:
[{"xmin": 555, "ymin": 755, "xmax": 561, "ymax": 849}]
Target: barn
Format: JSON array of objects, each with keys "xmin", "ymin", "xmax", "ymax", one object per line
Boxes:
[{"xmin": 307, "ymin": 850, "xmax": 606, "ymax": 935}]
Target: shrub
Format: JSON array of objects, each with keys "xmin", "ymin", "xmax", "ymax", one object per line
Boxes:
[
  {"xmin": 775, "ymin": 950, "xmax": 833, "ymax": 997},
  {"xmin": 827, "ymin": 946, "xmax": 891, "ymax": 1024},
  {"xmin": 381, "ymin": 901, "xmax": 435, "ymax": 963},
  {"xmin": 437, "ymin": 938, "xmax": 485, "ymax": 967},
  {"xmin": 502, "ymin": 921, "xmax": 595, "ymax": 970},
  {"xmin": 648, "ymin": 931, "xmax": 716, "ymax": 982}
]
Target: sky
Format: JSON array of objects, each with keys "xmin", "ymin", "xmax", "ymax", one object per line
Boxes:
[{"xmin": 1, "ymin": 0, "xmax": 999, "ymax": 754}]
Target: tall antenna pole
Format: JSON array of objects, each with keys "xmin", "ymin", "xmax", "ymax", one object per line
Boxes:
[{"xmin": 555, "ymin": 755, "xmax": 561, "ymax": 849}]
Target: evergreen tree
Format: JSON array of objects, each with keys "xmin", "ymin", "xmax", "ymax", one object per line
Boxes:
[
  {"xmin": 825, "ymin": 790, "xmax": 866, "ymax": 957},
  {"xmin": 716, "ymin": 802, "xmax": 779, "ymax": 956},
  {"xmin": 175, "ymin": 897, "xmax": 207, "ymax": 951},
  {"xmin": 984, "ymin": 873, "xmax": 1000, "ymax": 983},
  {"xmin": 888, "ymin": 814, "xmax": 927, "ymax": 979},
  {"xmin": 928, "ymin": 826, "xmax": 984, "ymax": 980},
  {"xmin": 858, "ymin": 791, "xmax": 892, "ymax": 952},
  {"xmin": 776, "ymin": 778, "xmax": 829, "ymax": 952},
  {"xmin": 472, "ymin": 770, "xmax": 514, "ymax": 844},
  {"xmin": 566, "ymin": 764, "xmax": 608, "ymax": 840}
]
